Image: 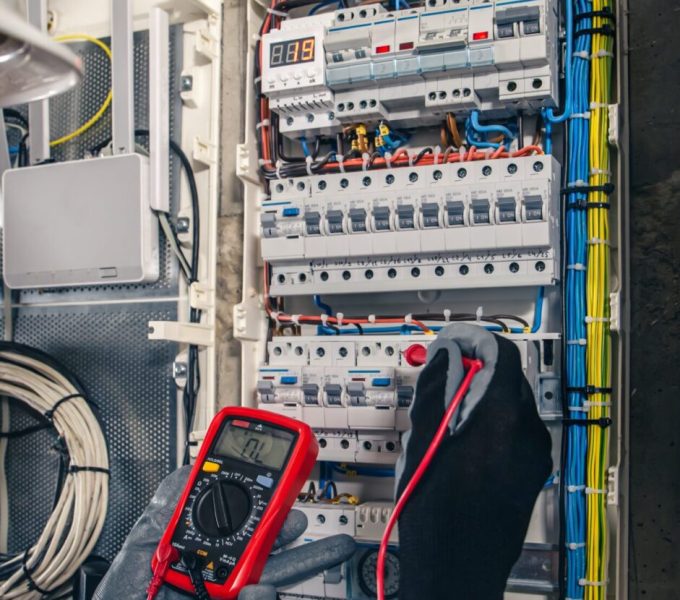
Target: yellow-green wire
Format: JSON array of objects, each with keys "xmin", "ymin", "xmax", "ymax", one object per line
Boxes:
[{"xmin": 50, "ymin": 34, "xmax": 112, "ymax": 147}]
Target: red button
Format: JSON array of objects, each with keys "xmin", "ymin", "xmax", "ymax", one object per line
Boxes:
[
  {"xmin": 376, "ymin": 44, "xmax": 391, "ymax": 54},
  {"xmin": 472, "ymin": 31, "xmax": 489, "ymax": 41},
  {"xmin": 404, "ymin": 344, "xmax": 428, "ymax": 367}
]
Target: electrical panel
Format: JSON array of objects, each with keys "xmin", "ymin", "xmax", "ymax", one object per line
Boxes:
[
  {"xmin": 261, "ymin": 0, "xmax": 558, "ymax": 138},
  {"xmin": 238, "ymin": 0, "xmax": 627, "ymax": 597}
]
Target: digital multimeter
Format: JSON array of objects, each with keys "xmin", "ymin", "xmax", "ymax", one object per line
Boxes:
[{"xmin": 152, "ymin": 407, "xmax": 318, "ymax": 599}]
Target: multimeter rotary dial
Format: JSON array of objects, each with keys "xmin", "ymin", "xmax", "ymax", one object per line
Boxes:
[{"xmin": 193, "ymin": 480, "xmax": 252, "ymax": 538}]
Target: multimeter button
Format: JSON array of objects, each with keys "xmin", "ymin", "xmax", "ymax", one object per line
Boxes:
[
  {"xmin": 202, "ymin": 461, "xmax": 221, "ymax": 473},
  {"xmin": 194, "ymin": 481, "xmax": 251, "ymax": 538},
  {"xmin": 256, "ymin": 475, "xmax": 274, "ymax": 489}
]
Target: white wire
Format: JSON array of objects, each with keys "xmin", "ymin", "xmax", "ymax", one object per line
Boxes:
[{"xmin": 0, "ymin": 349, "xmax": 109, "ymax": 599}]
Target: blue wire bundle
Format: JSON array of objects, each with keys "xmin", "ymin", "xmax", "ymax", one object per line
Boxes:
[{"xmin": 564, "ymin": 1, "xmax": 592, "ymax": 597}]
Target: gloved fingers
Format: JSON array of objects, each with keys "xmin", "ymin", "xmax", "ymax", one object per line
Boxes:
[
  {"xmin": 272, "ymin": 509, "xmax": 308, "ymax": 550},
  {"xmin": 93, "ymin": 466, "xmax": 193, "ymax": 600},
  {"xmin": 237, "ymin": 584, "xmax": 278, "ymax": 600},
  {"xmin": 259, "ymin": 534, "xmax": 356, "ymax": 588}
]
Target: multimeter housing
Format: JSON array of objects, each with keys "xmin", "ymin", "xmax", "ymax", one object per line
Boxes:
[{"xmin": 153, "ymin": 407, "xmax": 318, "ymax": 599}]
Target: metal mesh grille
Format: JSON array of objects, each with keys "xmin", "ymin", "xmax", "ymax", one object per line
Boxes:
[
  {"xmin": 19, "ymin": 28, "xmax": 183, "ymax": 303},
  {"xmin": 7, "ymin": 305, "xmax": 179, "ymax": 560}
]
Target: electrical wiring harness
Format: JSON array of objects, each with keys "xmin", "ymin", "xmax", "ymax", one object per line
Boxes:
[{"xmin": 0, "ymin": 343, "xmax": 108, "ymax": 599}]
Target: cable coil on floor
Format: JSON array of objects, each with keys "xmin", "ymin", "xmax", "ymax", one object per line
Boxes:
[{"xmin": 0, "ymin": 343, "xmax": 109, "ymax": 599}]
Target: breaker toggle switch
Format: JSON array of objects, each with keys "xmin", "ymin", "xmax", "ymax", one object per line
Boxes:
[{"xmin": 403, "ymin": 344, "xmax": 428, "ymax": 367}]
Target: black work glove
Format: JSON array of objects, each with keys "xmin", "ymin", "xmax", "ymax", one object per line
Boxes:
[
  {"xmin": 395, "ymin": 324, "xmax": 552, "ymax": 600},
  {"xmin": 94, "ymin": 466, "xmax": 355, "ymax": 600}
]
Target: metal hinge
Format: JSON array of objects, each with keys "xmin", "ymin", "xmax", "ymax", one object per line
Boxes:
[{"xmin": 148, "ymin": 321, "xmax": 214, "ymax": 346}]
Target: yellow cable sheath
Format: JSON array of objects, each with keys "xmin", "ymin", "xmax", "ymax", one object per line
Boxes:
[{"xmin": 49, "ymin": 34, "xmax": 113, "ymax": 147}]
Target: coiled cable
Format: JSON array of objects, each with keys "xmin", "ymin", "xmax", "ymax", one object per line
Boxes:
[{"xmin": 0, "ymin": 343, "xmax": 108, "ymax": 599}]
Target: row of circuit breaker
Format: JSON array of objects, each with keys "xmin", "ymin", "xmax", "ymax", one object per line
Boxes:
[
  {"xmin": 256, "ymin": 335, "xmax": 561, "ymax": 462},
  {"xmin": 261, "ymin": 0, "xmax": 558, "ymax": 137},
  {"xmin": 262, "ymin": 156, "xmax": 560, "ymax": 295}
]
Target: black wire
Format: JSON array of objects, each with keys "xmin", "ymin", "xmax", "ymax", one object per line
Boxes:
[{"xmin": 3, "ymin": 108, "xmax": 28, "ymax": 129}]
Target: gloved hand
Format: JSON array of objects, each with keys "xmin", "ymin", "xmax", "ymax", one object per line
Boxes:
[
  {"xmin": 94, "ymin": 466, "xmax": 355, "ymax": 600},
  {"xmin": 395, "ymin": 324, "xmax": 553, "ymax": 600}
]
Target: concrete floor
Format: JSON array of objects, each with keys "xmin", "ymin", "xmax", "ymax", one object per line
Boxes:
[{"xmin": 628, "ymin": 1, "xmax": 680, "ymax": 598}]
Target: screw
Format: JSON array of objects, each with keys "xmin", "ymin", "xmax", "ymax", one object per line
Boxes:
[
  {"xmin": 319, "ymin": 438, "xmax": 327, "ymax": 448},
  {"xmin": 328, "ymin": 111, "xmax": 335, "ymax": 121},
  {"xmin": 433, "ymin": 169, "xmax": 443, "ymax": 180},
  {"xmin": 342, "ymin": 270, "xmax": 351, "ymax": 280},
  {"xmin": 509, "ymin": 262, "xmax": 520, "ymax": 273},
  {"xmin": 386, "ymin": 174, "xmax": 395, "ymax": 185},
  {"xmin": 411, "ymin": 267, "xmax": 421, "ymax": 278},
  {"xmin": 365, "ymin": 269, "xmax": 374, "ymax": 279},
  {"xmin": 339, "ymin": 515, "xmax": 349, "ymax": 525},
  {"xmin": 173, "ymin": 362, "xmax": 187, "ymax": 378},
  {"xmin": 535, "ymin": 261, "xmax": 546, "ymax": 272},
  {"xmin": 459, "ymin": 265, "xmax": 469, "ymax": 275},
  {"xmin": 482, "ymin": 166, "xmax": 492, "ymax": 176},
  {"xmin": 435, "ymin": 266, "xmax": 445, "ymax": 276},
  {"xmin": 484, "ymin": 264, "xmax": 494, "ymax": 274},
  {"xmin": 533, "ymin": 161, "xmax": 544, "ymax": 172},
  {"xmin": 388, "ymin": 268, "xmax": 397, "ymax": 278},
  {"xmin": 457, "ymin": 168, "xmax": 467, "ymax": 179},
  {"xmin": 340, "ymin": 439, "xmax": 350, "ymax": 449},
  {"xmin": 286, "ymin": 116, "xmax": 294, "ymax": 126},
  {"xmin": 507, "ymin": 163, "xmax": 518, "ymax": 174},
  {"xmin": 176, "ymin": 217, "xmax": 191, "ymax": 233},
  {"xmin": 180, "ymin": 75, "xmax": 193, "ymax": 92}
]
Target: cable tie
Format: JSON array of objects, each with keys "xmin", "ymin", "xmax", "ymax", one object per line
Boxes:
[
  {"xmin": 586, "ymin": 487, "xmax": 608, "ymax": 495},
  {"xmin": 572, "ymin": 50, "xmax": 590, "ymax": 60},
  {"xmin": 567, "ymin": 179, "xmax": 588, "ymax": 188},
  {"xmin": 305, "ymin": 155, "xmax": 314, "ymax": 176},
  {"xmin": 475, "ymin": 306, "xmax": 483, "ymax": 322},
  {"xmin": 255, "ymin": 119, "xmax": 270, "ymax": 130},
  {"xmin": 270, "ymin": 311, "xmax": 280, "ymax": 327},
  {"xmin": 590, "ymin": 101, "xmax": 609, "ymax": 110},
  {"xmin": 591, "ymin": 49, "xmax": 615, "ymax": 59},
  {"xmin": 443, "ymin": 309, "xmax": 451, "ymax": 322},
  {"xmin": 69, "ymin": 465, "xmax": 111, "ymax": 475},
  {"xmin": 562, "ymin": 182, "xmax": 615, "ymax": 197},
  {"xmin": 591, "ymin": 168, "xmax": 611, "ymax": 176},
  {"xmin": 573, "ymin": 24, "xmax": 616, "ymax": 39},
  {"xmin": 291, "ymin": 314, "xmax": 301, "ymax": 326},
  {"xmin": 368, "ymin": 314, "xmax": 376, "ymax": 324},
  {"xmin": 320, "ymin": 313, "xmax": 329, "ymax": 327},
  {"xmin": 433, "ymin": 145, "xmax": 441, "ymax": 165},
  {"xmin": 337, "ymin": 154, "xmax": 345, "ymax": 173},
  {"xmin": 275, "ymin": 160, "xmax": 283, "ymax": 180},
  {"xmin": 362, "ymin": 152, "xmax": 370, "ymax": 172},
  {"xmin": 567, "ymin": 485, "xmax": 585, "ymax": 493},
  {"xmin": 575, "ymin": 8, "xmax": 615, "ymax": 21},
  {"xmin": 404, "ymin": 314, "xmax": 413, "ymax": 324},
  {"xmin": 459, "ymin": 148, "xmax": 466, "ymax": 162},
  {"xmin": 266, "ymin": 6, "xmax": 288, "ymax": 17},
  {"xmin": 385, "ymin": 152, "xmax": 393, "ymax": 169},
  {"xmin": 563, "ymin": 417, "xmax": 613, "ymax": 429},
  {"xmin": 253, "ymin": 76, "xmax": 261, "ymax": 86},
  {"xmin": 579, "ymin": 579, "xmax": 608, "ymax": 587},
  {"xmin": 566, "ymin": 542, "xmax": 586, "ymax": 550},
  {"xmin": 567, "ymin": 385, "xmax": 613, "ymax": 395},
  {"xmin": 566, "ymin": 263, "xmax": 587, "ymax": 271},
  {"xmin": 570, "ymin": 406, "xmax": 589, "ymax": 413},
  {"xmin": 569, "ymin": 112, "xmax": 591, "ymax": 120},
  {"xmin": 587, "ymin": 237, "xmax": 611, "ymax": 246},
  {"xmin": 22, "ymin": 551, "xmax": 52, "ymax": 595},
  {"xmin": 252, "ymin": 33, "xmax": 261, "ymax": 42},
  {"xmin": 44, "ymin": 393, "xmax": 87, "ymax": 421},
  {"xmin": 336, "ymin": 312, "xmax": 344, "ymax": 327},
  {"xmin": 585, "ymin": 315, "xmax": 610, "ymax": 323},
  {"xmin": 566, "ymin": 338, "xmax": 587, "ymax": 345}
]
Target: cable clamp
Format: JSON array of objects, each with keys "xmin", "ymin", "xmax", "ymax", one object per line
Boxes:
[
  {"xmin": 443, "ymin": 309, "xmax": 451, "ymax": 322},
  {"xmin": 434, "ymin": 145, "xmax": 441, "ymax": 165},
  {"xmin": 572, "ymin": 50, "xmax": 590, "ymax": 60},
  {"xmin": 362, "ymin": 152, "xmax": 370, "ymax": 172},
  {"xmin": 585, "ymin": 315, "xmax": 610, "ymax": 323},
  {"xmin": 569, "ymin": 112, "xmax": 591, "ymax": 120},
  {"xmin": 579, "ymin": 579, "xmax": 609, "ymax": 587},
  {"xmin": 566, "ymin": 263, "xmax": 586, "ymax": 271},
  {"xmin": 266, "ymin": 6, "xmax": 288, "ymax": 17},
  {"xmin": 69, "ymin": 465, "xmax": 111, "ymax": 475},
  {"xmin": 566, "ymin": 338, "xmax": 587, "ymax": 345},
  {"xmin": 367, "ymin": 314, "xmax": 376, "ymax": 324},
  {"xmin": 22, "ymin": 551, "xmax": 52, "ymax": 595},
  {"xmin": 337, "ymin": 154, "xmax": 345, "ymax": 173},
  {"xmin": 305, "ymin": 155, "xmax": 314, "ymax": 177},
  {"xmin": 275, "ymin": 160, "xmax": 283, "ymax": 180},
  {"xmin": 336, "ymin": 312, "xmax": 344, "ymax": 327},
  {"xmin": 567, "ymin": 485, "xmax": 585, "ymax": 493},
  {"xmin": 566, "ymin": 542, "xmax": 586, "ymax": 550},
  {"xmin": 592, "ymin": 49, "xmax": 615, "ymax": 59},
  {"xmin": 404, "ymin": 314, "xmax": 413, "ymax": 324},
  {"xmin": 44, "ymin": 393, "xmax": 87, "ymax": 421},
  {"xmin": 587, "ymin": 237, "xmax": 611, "ymax": 246},
  {"xmin": 255, "ymin": 119, "xmax": 270, "ymax": 130}
]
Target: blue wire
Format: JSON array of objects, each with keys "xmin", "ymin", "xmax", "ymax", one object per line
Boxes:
[
  {"xmin": 314, "ymin": 295, "xmax": 333, "ymax": 316},
  {"xmin": 469, "ymin": 110, "xmax": 515, "ymax": 142},
  {"xmin": 331, "ymin": 463, "xmax": 395, "ymax": 478},
  {"xmin": 300, "ymin": 137, "xmax": 310, "ymax": 157},
  {"xmin": 308, "ymin": 0, "xmax": 344, "ymax": 14},
  {"xmin": 393, "ymin": 0, "xmax": 410, "ymax": 8}
]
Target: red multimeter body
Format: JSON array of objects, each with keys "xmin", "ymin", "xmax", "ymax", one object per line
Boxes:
[{"xmin": 152, "ymin": 407, "xmax": 318, "ymax": 599}]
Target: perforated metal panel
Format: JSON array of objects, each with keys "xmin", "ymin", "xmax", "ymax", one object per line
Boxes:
[
  {"xmin": 7, "ymin": 305, "xmax": 179, "ymax": 560},
  {"xmin": 4, "ymin": 29, "xmax": 186, "ymax": 563}
]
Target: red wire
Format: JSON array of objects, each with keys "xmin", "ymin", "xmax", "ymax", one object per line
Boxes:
[{"xmin": 376, "ymin": 356, "xmax": 484, "ymax": 600}]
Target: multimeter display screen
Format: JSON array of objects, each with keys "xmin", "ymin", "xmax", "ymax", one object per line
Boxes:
[{"xmin": 214, "ymin": 420, "xmax": 295, "ymax": 470}]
